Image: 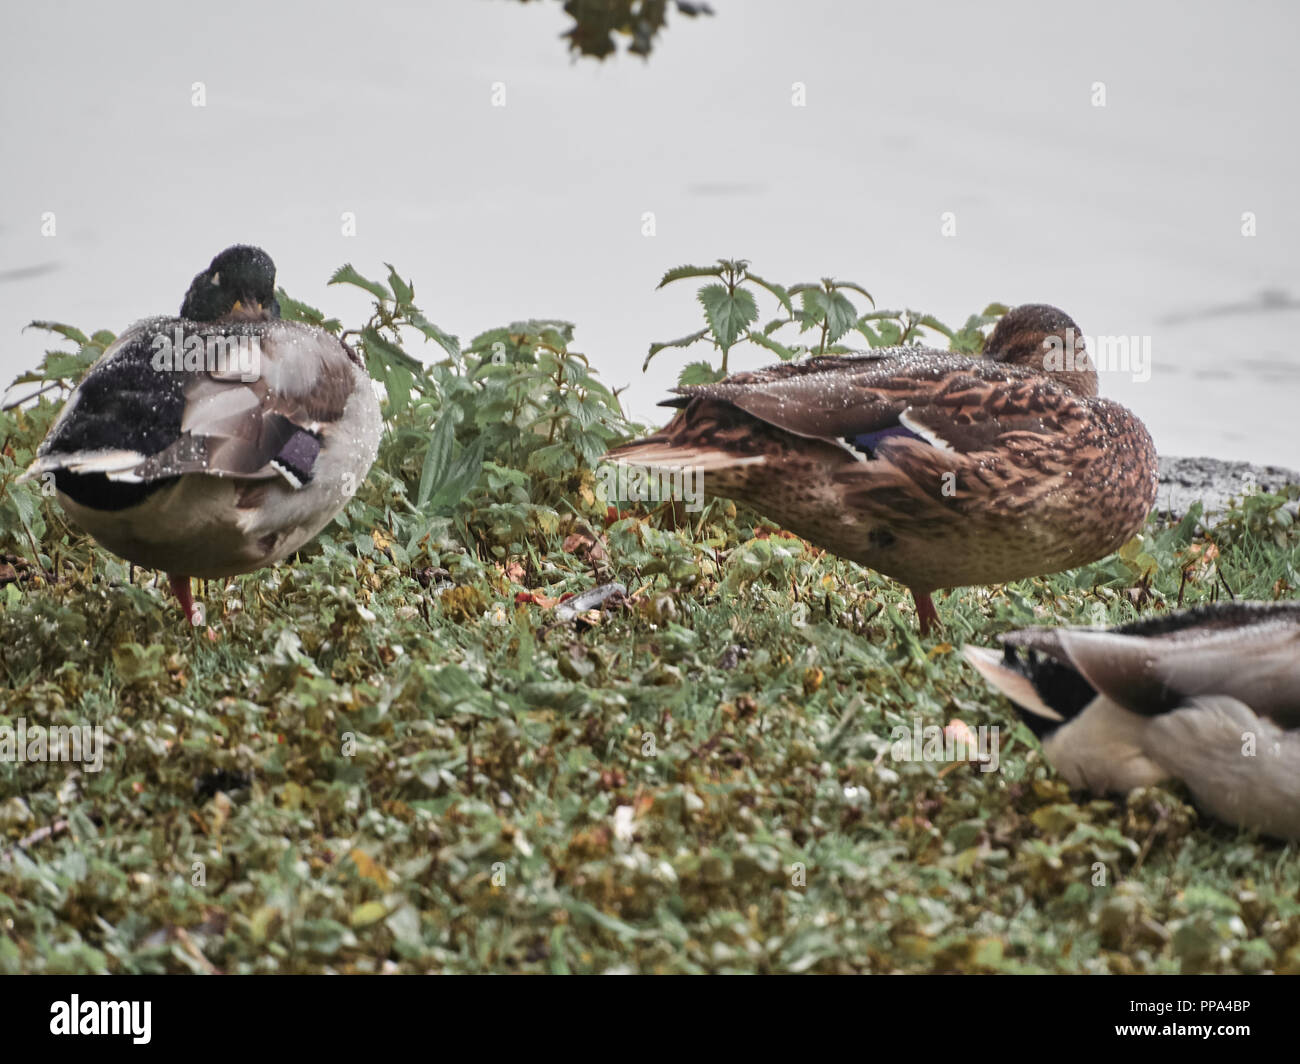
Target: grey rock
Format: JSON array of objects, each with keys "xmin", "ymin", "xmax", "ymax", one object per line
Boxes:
[{"xmin": 1157, "ymin": 456, "xmax": 1299, "ymax": 522}]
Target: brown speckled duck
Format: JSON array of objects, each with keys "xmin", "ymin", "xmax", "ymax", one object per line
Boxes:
[
  {"xmin": 19, "ymin": 245, "xmax": 382, "ymax": 624},
  {"xmin": 606, "ymin": 305, "xmax": 1158, "ymax": 633},
  {"xmin": 964, "ymin": 602, "xmax": 1300, "ymax": 840}
]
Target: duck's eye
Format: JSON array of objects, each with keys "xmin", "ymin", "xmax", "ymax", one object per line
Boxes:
[{"xmin": 210, "ymin": 272, "xmax": 221, "ymax": 286}]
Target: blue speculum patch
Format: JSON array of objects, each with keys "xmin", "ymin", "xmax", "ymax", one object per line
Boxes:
[
  {"xmin": 276, "ymin": 429, "xmax": 322, "ymax": 483},
  {"xmin": 847, "ymin": 424, "xmax": 924, "ymax": 457}
]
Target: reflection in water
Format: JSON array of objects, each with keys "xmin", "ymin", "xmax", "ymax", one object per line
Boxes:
[
  {"xmin": 1241, "ymin": 357, "xmax": 1300, "ymax": 379},
  {"xmin": 1160, "ymin": 290, "xmax": 1300, "ymax": 326},
  {"xmin": 685, "ymin": 182, "xmax": 767, "ymax": 197},
  {"xmin": 536, "ymin": 0, "xmax": 715, "ymax": 60},
  {"xmin": 0, "ymin": 263, "xmax": 61, "ymax": 284}
]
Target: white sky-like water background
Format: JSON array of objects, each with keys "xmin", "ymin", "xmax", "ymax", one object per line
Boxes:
[{"xmin": 1, "ymin": 0, "xmax": 1297, "ymax": 466}]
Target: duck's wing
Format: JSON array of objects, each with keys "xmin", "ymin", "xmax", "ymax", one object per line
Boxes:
[
  {"xmin": 611, "ymin": 348, "xmax": 1088, "ymax": 478},
  {"xmin": 1148, "ymin": 694, "xmax": 1300, "ymax": 840},
  {"xmin": 1001, "ymin": 602, "xmax": 1300, "ymax": 726},
  {"xmin": 24, "ymin": 318, "xmax": 367, "ymax": 494},
  {"xmin": 669, "ymin": 348, "xmax": 1073, "ymax": 451}
]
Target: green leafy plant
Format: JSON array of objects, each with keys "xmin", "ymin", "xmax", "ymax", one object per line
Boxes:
[
  {"xmin": 645, "ymin": 257, "xmax": 1007, "ymax": 387},
  {"xmin": 1, "ymin": 324, "xmax": 124, "ymax": 573},
  {"xmin": 303, "ymin": 264, "xmax": 636, "ymax": 560},
  {"xmin": 8, "ymin": 322, "xmax": 117, "ymax": 395}
]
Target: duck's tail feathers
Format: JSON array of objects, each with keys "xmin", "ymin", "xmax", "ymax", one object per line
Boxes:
[
  {"xmin": 603, "ymin": 438, "xmax": 767, "ymax": 474},
  {"xmin": 603, "ymin": 400, "xmax": 774, "ymax": 473},
  {"xmin": 963, "ymin": 645, "xmax": 1065, "ymax": 724},
  {"xmin": 18, "ymin": 448, "xmax": 148, "ymax": 484}
]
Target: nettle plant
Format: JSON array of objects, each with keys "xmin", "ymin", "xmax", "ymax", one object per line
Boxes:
[
  {"xmin": 289, "ymin": 264, "xmax": 634, "ymax": 560},
  {"xmin": 1, "ymin": 323, "xmax": 124, "ymax": 579},
  {"xmin": 644, "ymin": 258, "xmax": 1007, "ymax": 386}
]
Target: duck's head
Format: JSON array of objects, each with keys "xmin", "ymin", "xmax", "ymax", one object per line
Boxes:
[
  {"xmin": 180, "ymin": 245, "xmax": 281, "ymax": 323},
  {"xmin": 983, "ymin": 304, "xmax": 1097, "ymax": 397}
]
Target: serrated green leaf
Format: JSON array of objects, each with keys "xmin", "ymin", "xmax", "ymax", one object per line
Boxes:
[
  {"xmin": 677, "ymin": 361, "xmax": 726, "ymax": 386},
  {"xmin": 823, "ymin": 291, "xmax": 858, "ymax": 342},
  {"xmin": 854, "ymin": 320, "xmax": 883, "ymax": 347},
  {"xmin": 875, "ymin": 321, "xmax": 904, "ymax": 346},
  {"xmin": 329, "ymin": 264, "xmax": 390, "ymax": 302},
  {"xmin": 918, "ymin": 314, "xmax": 955, "ymax": 340},
  {"xmin": 37, "ymin": 352, "xmax": 93, "ymax": 381},
  {"xmin": 407, "ymin": 311, "xmax": 460, "ymax": 361},
  {"xmin": 519, "ymin": 319, "xmax": 576, "ymax": 346},
  {"xmin": 26, "ymin": 321, "xmax": 88, "ymax": 345},
  {"xmin": 697, "ymin": 285, "xmax": 758, "ymax": 352},
  {"xmin": 471, "ymin": 361, "xmax": 515, "ymax": 384},
  {"xmin": 657, "ymin": 263, "xmax": 724, "ymax": 288},
  {"xmin": 643, "ymin": 328, "xmax": 709, "ymax": 371},
  {"xmin": 361, "ymin": 326, "xmax": 424, "ymax": 372},
  {"xmin": 466, "ymin": 327, "xmax": 510, "ymax": 354},
  {"xmin": 385, "ymin": 264, "xmax": 413, "ymax": 306},
  {"xmin": 742, "ymin": 273, "xmax": 793, "ymax": 315},
  {"xmin": 799, "ymin": 289, "xmax": 857, "ymax": 344},
  {"xmin": 568, "ymin": 394, "xmax": 600, "ymax": 427},
  {"xmin": 275, "ymin": 289, "xmax": 326, "ymax": 326},
  {"xmin": 744, "ymin": 330, "xmax": 799, "ymax": 361},
  {"xmin": 831, "ymin": 281, "xmax": 875, "ymax": 307},
  {"xmin": 8, "ymin": 482, "xmax": 46, "ymax": 550}
]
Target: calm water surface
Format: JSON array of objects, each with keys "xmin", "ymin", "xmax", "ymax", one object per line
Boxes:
[{"xmin": 2, "ymin": 0, "xmax": 1297, "ymax": 466}]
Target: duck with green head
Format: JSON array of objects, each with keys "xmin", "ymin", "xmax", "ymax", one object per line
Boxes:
[
  {"xmin": 605, "ymin": 304, "xmax": 1158, "ymax": 633},
  {"xmin": 20, "ymin": 245, "xmax": 382, "ymax": 624}
]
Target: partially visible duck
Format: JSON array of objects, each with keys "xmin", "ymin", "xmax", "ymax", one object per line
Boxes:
[
  {"xmin": 605, "ymin": 305, "xmax": 1158, "ymax": 633},
  {"xmin": 965, "ymin": 601, "xmax": 1300, "ymax": 840},
  {"xmin": 19, "ymin": 245, "xmax": 383, "ymax": 623}
]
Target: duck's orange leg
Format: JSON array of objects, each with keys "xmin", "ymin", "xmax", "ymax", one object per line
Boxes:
[
  {"xmin": 913, "ymin": 591, "xmax": 940, "ymax": 637},
  {"xmin": 169, "ymin": 573, "xmax": 198, "ymax": 626}
]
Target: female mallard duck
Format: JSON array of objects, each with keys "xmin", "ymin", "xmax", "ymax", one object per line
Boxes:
[
  {"xmin": 605, "ymin": 305, "xmax": 1158, "ymax": 633},
  {"xmin": 19, "ymin": 245, "xmax": 382, "ymax": 623},
  {"xmin": 964, "ymin": 602, "xmax": 1300, "ymax": 840}
]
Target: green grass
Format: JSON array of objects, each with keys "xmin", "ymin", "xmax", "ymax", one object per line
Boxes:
[{"xmin": 2, "ymin": 473, "xmax": 1298, "ymax": 973}]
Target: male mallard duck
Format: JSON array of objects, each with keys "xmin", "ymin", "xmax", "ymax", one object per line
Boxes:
[
  {"xmin": 19, "ymin": 245, "xmax": 382, "ymax": 623},
  {"xmin": 964, "ymin": 602, "xmax": 1300, "ymax": 840},
  {"xmin": 605, "ymin": 305, "xmax": 1158, "ymax": 633}
]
